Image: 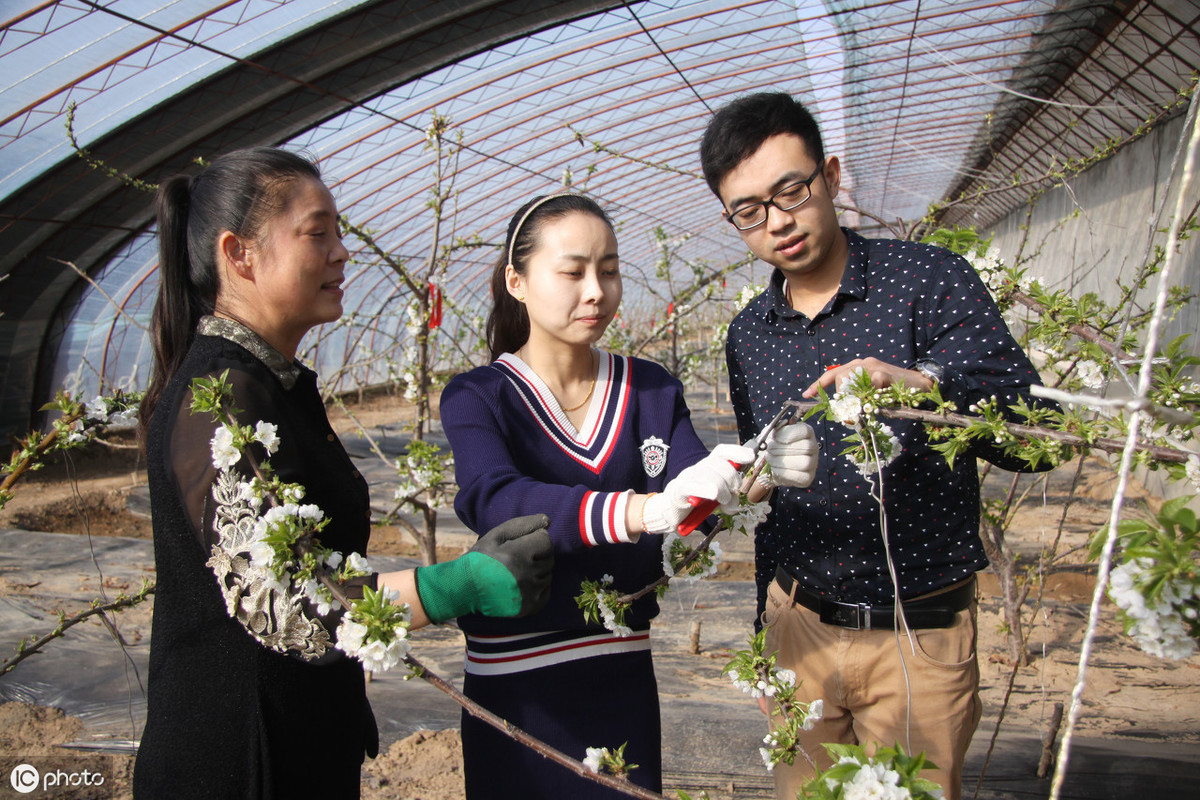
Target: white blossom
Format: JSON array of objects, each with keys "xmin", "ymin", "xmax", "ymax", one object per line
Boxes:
[
  {"xmin": 254, "ymin": 420, "xmax": 280, "ymax": 454},
  {"xmin": 836, "ymin": 760, "xmax": 913, "ymax": 800},
  {"xmin": 235, "ymin": 480, "xmax": 262, "ymax": 509},
  {"xmin": 1076, "ymin": 359, "xmax": 1104, "ymax": 390},
  {"xmin": 1108, "ymin": 559, "xmax": 1198, "ymax": 660},
  {"xmin": 300, "ymin": 578, "xmax": 335, "ymax": 615},
  {"xmin": 335, "ymin": 616, "xmax": 410, "ymax": 673},
  {"xmin": 583, "ymin": 747, "xmax": 605, "ymax": 774},
  {"xmin": 597, "ymin": 594, "xmax": 632, "ymax": 638},
  {"xmin": 359, "ymin": 637, "xmax": 408, "ymax": 672},
  {"xmin": 729, "ymin": 501, "xmax": 770, "ymax": 536},
  {"xmin": 967, "ymin": 247, "xmax": 1006, "ymax": 295},
  {"xmin": 335, "ymin": 618, "xmax": 368, "ymax": 655},
  {"xmin": 802, "ymin": 698, "xmax": 824, "ymax": 730},
  {"xmin": 65, "ymin": 419, "xmax": 88, "ymax": 444},
  {"xmin": 247, "ymin": 541, "xmax": 276, "ymax": 569},
  {"xmin": 734, "ymin": 283, "xmax": 764, "ymax": 310},
  {"xmin": 829, "ymin": 393, "xmax": 863, "ymax": 426},
  {"xmin": 1186, "ymin": 454, "xmax": 1200, "ymax": 490},
  {"xmin": 106, "ymin": 406, "xmax": 135, "ymax": 427},
  {"xmin": 346, "ymin": 552, "xmax": 371, "ymax": 574},
  {"xmin": 263, "ymin": 503, "xmax": 298, "ymax": 526},
  {"xmin": 210, "ymin": 426, "xmax": 240, "ymax": 470},
  {"xmin": 297, "ymin": 503, "xmax": 324, "ymax": 522},
  {"xmin": 85, "ymin": 396, "xmax": 108, "ymax": 422}
]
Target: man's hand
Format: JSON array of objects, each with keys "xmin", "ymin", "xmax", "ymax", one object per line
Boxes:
[
  {"xmin": 802, "ymin": 357, "xmax": 933, "ymax": 398},
  {"xmin": 760, "ymin": 422, "xmax": 819, "ymax": 489}
]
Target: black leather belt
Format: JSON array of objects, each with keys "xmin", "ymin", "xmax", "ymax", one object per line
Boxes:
[{"xmin": 774, "ymin": 567, "xmax": 976, "ymax": 630}]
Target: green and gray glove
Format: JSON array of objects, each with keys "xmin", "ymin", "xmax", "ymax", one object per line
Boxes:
[{"xmin": 414, "ymin": 513, "xmax": 553, "ymax": 623}]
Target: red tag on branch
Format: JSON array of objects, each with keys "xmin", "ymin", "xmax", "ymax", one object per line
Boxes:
[{"xmin": 428, "ymin": 282, "xmax": 443, "ymax": 329}]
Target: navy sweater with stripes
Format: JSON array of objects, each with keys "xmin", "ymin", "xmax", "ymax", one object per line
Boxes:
[{"xmin": 440, "ymin": 350, "xmax": 712, "ymax": 638}]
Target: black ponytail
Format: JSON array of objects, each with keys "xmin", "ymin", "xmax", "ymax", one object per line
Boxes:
[
  {"xmin": 485, "ymin": 194, "xmax": 613, "ymax": 362},
  {"xmin": 138, "ymin": 148, "xmax": 321, "ymax": 438}
]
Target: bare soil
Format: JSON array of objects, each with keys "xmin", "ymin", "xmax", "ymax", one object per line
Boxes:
[{"xmin": 2, "ymin": 390, "xmax": 1197, "ymax": 798}]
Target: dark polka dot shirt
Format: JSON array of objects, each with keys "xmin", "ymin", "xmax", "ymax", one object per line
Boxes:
[{"xmin": 726, "ymin": 229, "xmax": 1052, "ymax": 621}]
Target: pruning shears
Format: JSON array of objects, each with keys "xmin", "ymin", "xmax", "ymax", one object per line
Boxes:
[{"xmin": 676, "ymin": 401, "xmax": 802, "ymax": 535}]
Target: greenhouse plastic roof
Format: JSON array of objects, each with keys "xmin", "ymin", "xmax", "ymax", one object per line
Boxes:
[{"xmin": 1, "ymin": 0, "xmax": 1198, "ymax": 438}]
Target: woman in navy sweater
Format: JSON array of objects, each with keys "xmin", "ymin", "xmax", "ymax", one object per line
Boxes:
[{"xmin": 440, "ymin": 194, "xmax": 817, "ymax": 798}]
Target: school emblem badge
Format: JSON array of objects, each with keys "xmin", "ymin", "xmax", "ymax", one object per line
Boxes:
[{"xmin": 639, "ymin": 436, "xmax": 669, "ymax": 477}]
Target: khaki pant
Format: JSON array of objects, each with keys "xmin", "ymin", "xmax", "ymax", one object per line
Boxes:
[{"xmin": 761, "ymin": 578, "xmax": 982, "ymax": 800}]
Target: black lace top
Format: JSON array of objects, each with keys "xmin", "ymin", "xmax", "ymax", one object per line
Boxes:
[{"xmin": 134, "ymin": 318, "xmax": 377, "ymax": 799}]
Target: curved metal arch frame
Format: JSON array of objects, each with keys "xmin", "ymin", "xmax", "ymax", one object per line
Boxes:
[{"xmin": 0, "ymin": 0, "xmax": 623, "ymax": 439}]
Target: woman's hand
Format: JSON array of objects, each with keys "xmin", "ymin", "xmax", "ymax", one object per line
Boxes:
[
  {"xmin": 412, "ymin": 514, "xmax": 553, "ymax": 623},
  {"xmin": 641, "ymin": 444, "xmax": 754, "ymax": 535}
]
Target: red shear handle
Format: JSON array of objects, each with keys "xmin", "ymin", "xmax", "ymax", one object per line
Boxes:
[
  {"xmin": 676, "ymin": 457, "xmax": 744, "ymax": 535},
  {"xmin": 677, "ymin": 496, "xmax": 719, "ymax": 535}
]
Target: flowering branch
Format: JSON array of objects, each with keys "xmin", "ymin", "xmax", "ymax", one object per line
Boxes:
[
  {"xmin": 1090, "ymin": 495, "xmax": 1200, "ymax": 660},
  {"xmin": 723, "ymin": 629, "xmax": 823, "ymax": 773},
  {"xmin": 1, "ymin": 390, "xmax": 141, "ymax": 511},
  {"xmin": 878, "ymin": 402, "xmax": 1193, "ymax": 464},
  {"xmin": 801, "ymin": 744, "xmax": 943, "ymax": 800},
  {"xmin": 1010, "ymin": 290, "xmax": 1135, "ymax": 362},
  {"xmin": 193, "ymin": 371, "xmax": 413, "ymax": 672}
]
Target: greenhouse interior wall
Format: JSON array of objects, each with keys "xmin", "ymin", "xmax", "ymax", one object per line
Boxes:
[
  {"xmin": 986, "ymin": 111, "xmax": 1200, "ymax": 357},
  {"xmin": 984, "ymin": 110, "xmax": 1200, "ymax": 500}
]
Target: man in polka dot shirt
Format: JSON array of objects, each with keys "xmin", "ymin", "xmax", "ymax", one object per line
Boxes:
[{"xmin": 699, "ymin": 92, "xmax": 1055, "ymax": 800}]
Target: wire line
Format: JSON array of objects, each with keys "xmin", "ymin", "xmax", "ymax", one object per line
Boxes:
[{"xmin": 622, "ymin": 0, "xmax": 714, "ymax": 115}]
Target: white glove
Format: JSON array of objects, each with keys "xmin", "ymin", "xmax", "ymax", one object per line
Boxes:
[
  {"xmin": 642, "ymin": 444, "xmax": 754, "ymax": 535},
  {"xmin": 758, "ymin": 422, "xmax": 818, "ymax": 489}
]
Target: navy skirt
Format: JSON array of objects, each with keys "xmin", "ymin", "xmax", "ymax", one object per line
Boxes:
[{"xmin": 461, "ymin": 649, "xmax": 662, "ymax": 799}]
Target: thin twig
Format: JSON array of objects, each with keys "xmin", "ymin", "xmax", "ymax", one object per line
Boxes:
[
  {"xmin": 0, "ymin": 584, "xmax": 155, "ymax": 677},
  {"xmin": 52, "ymin": 258, "xmax": 148, "ymax": 332}
]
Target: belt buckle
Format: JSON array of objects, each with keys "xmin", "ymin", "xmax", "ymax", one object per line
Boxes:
[{"xmin": 820, "ymin": 601, "xmax": 871, "ymax": 630}]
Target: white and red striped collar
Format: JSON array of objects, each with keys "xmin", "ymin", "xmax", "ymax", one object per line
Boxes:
[{"xmin": 493, "ymin": 350, "xmax": 631, "ymax": 474}]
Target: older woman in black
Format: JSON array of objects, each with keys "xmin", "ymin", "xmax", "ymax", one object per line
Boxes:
[{"xmin": 133, "ymin": 148, "xmax": 551, "ymax": 799}]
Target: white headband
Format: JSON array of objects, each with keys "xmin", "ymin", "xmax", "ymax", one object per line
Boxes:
[{"xmin": 506, "ymin": 193, "xmax": 577, "ymax": 268}]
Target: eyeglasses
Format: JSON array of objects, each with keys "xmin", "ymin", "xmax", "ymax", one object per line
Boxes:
[{"xmin": 724, "ymin": 161, "xmax": 825, "ymax": 231}]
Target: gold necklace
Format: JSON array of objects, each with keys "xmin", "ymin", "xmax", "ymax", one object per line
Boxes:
[
  {"xmin": 561, "ymin": 350, "xmax": 600, "ymax": 412},
  {"xmin": 560, "ymin": 375, "xmax": 595, "ymax": 412}
]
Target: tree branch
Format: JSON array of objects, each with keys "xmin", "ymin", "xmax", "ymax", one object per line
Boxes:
[
  {"xmin": 405, "ymin": 654, "xmax": 665, "ymax": 798},
  {"xmin": 1, "ymin": 583, "xmax": 155, "ymax": 677}
]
